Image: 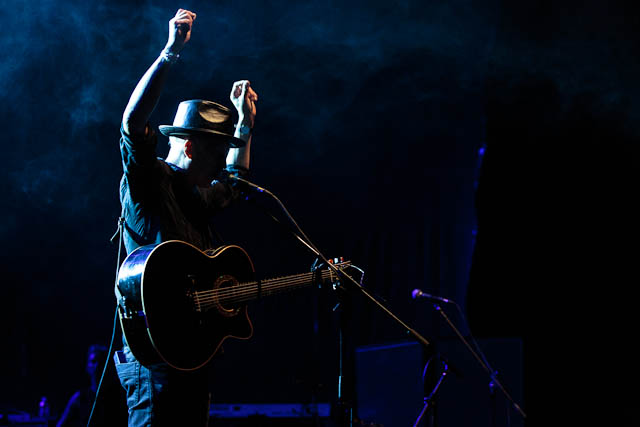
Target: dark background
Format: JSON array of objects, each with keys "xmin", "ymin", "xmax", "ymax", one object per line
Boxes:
[{"xmin": 1, "ymin": 0, "xmax": 636, "ymax": 425}]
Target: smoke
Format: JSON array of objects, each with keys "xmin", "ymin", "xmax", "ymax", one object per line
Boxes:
[
  {"xmin": 1, "ymin": 0, "xmax": 176, "ymax": 219},
  {"xmin": 0, "ymin": 0, "xmax": 503, "ymax": 234},
  {"xmin": 2, "ymin": 0, "xmax": 636, "ymax": 229}
]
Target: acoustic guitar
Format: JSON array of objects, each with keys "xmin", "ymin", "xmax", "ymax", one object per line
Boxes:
[{"xmin": 116, "ymin": 240, "xmax": 349, "ymax": 371}]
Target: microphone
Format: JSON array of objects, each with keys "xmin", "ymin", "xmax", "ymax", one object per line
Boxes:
[
  {"xmin": 226, "ymin": 174, "xmax": 267, "ymax": 193},
  {"xmin": 411, "ymin": 289, "xmax": 452, "ymax": 304}
]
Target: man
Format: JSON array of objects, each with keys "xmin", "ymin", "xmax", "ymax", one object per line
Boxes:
[
  {"xmin": 57, "ymin": 345, "xmax": 127, "ymax": 426},
  {"xmin": 114, "ymin": 8, "xmax": 258, "ymax": 426}
]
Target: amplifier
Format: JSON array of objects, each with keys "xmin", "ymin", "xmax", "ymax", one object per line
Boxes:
[
  {"xmin": 0, "ymin": 412, "xmax": 48, "ymax": 426},
  {"xmin": 210, "ymin": 403, "xmax": 331, "ymax": 427}
]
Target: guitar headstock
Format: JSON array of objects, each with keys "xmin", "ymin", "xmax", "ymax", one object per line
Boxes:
[
  {"xmin": 320, "ymin": 257, "xmax": 354, "ymax": 287},
  {"xmin": 327, "ymin": 257, "xmax": 351, "ymax": 269}
]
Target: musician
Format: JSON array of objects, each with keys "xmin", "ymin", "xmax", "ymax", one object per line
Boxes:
[
  {"xmin": 114, "ymin": 8, "xmax": 258, "ymax": 426},
  {"xmin": 57, "ymin": 345, "xmax": 126, "ymax": 426}
]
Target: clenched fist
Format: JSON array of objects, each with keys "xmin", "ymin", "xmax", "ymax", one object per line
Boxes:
[
  {"xmin": 165, "ymin": 8, "xmax": 196, "ymax": 54},
  {"xmin": 230, "ymin": 80, "xmax": 258, "ymax": 128}
]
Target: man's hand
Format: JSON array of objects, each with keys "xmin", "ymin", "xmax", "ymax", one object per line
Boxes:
[
  {"xmin": 230, "ymin": 80, "xmax": 258, "ymax": 128},
  {"xmin": 165, "ymin": 9, "xmax": 196, "ymax": 54}
]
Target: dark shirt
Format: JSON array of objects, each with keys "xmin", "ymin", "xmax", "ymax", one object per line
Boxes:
[{"xmin": 119, "ymin": 126, "xmax": 242, "ymax": 254}]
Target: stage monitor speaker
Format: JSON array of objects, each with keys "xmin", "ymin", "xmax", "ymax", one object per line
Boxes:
[
  {"xmin": 355, "ymin": 341, "xmax": 424, "ymax": 426},
  {"xmin": 354, "ymin": 338, "xmax": 523, "ymax": 427},
  {"xmin": 434, "ymin": 337, "xmax": 523, "ymax": 427}
]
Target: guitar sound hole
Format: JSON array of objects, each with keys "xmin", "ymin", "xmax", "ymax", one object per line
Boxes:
[{"xmin": 214, "ymin": 275, "xmax": 240, "ymax": 317}]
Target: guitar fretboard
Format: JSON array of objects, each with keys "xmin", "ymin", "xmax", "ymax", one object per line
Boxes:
[{"xmin": 192, "ymin": 265, "xmax": 348, "ymax": 311}]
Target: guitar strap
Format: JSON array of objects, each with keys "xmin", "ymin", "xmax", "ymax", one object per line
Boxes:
[{"xmin": 111, "ymin": 216, "xmax": 130, "ymax": 316}]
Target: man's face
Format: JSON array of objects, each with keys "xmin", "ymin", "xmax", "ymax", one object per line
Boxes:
[{"xmin": 190, "ymin": 136, "xmax": 230, "ymax": 184}]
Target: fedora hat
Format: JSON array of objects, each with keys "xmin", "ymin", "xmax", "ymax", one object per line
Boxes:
[{"xmin": 159, "ymin": 100, "xmax": 245, "ymax": 147}]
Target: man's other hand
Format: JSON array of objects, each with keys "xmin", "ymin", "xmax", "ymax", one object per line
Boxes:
[
  {"xmin": 165, "ymin": 9, "xmax": 196, "ymax": 54},
  {"xmin": 230, "ymin": 80, "xmax": 258, "ymax": 128}
]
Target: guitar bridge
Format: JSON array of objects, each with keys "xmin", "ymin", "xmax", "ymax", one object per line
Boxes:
[{"xmin": 187, "ymin": 275, "xmax": 202, "ymax": 313}]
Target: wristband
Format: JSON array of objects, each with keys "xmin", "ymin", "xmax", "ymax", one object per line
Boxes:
[
  {"xmin": 160, "ymin": 48, "xmax": 180, "ymax": 64},
  {"xmin": 226, "ymin": 164, "xmax": 250, "ymax": 176},
  {"xmin": 236, "ymin": 123, "xmax": 253, "ymax": 136}
]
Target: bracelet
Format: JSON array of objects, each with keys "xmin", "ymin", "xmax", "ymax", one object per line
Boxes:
[
  {"xmin": 235, "ymin": 123, "xmax": 253, "ymax": 136},
  {"xmin": 226, "ymin": 164, "xmax": 250, "ymax": 176},
  {"xmin": 160, "ymin": 48, "xmax": 180, "ymax": 64}
]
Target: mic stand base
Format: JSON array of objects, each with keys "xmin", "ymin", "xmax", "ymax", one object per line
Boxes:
[
  {"xmin": 413, "ymin": 359, "xmax": 449, "ymax": 427},
  {"xmin": 432, "ymin": 304, "xmax": 527, "ymax": 420}
]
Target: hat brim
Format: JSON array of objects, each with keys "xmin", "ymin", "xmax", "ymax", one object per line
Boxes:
[{"xmin": 158, "ymin": 126, "xmax": 246, "ymax": 148}]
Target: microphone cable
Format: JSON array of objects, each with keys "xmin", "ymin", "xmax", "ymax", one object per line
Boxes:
[
  {"xmin": 87, "ymin": 218, "xmax": 126, "ymax": 427},
  {"xmin": 228, "ymin": 174, "xmax": 429, "ymax": 346}
]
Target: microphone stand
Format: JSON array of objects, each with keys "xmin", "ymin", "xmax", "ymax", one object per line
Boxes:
[
  {"xmin": 413, "ymin": 356, "xmax": 449, "ymax": 427},
  {"xmin": 234, "ymin": 176, "xmax": 435, "ymax": 427},
  {"xmin": 332, "ymin": 271, "xmax": 353, "ymax": 426},
  {"xmin": 428, "ymin": 302, "xmax": 527, "ymax": 421}
]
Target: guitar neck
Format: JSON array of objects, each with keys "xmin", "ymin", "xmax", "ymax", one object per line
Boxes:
[
  {"xmin": 243, "ymin": 271, "xmax": 325, "ymax": 300},
  {"xmin": 194, "ymin": 267, "xmax": 345, "ymax": 310}
]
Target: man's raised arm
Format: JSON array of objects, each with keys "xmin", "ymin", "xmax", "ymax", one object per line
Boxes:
[
  {"xmin": 227, "ymin": 80, "xmax": 258, "ymax": 172},
  {"xmin": 122, "ymin": 9, "xmax": 196, "ymax": 136}
]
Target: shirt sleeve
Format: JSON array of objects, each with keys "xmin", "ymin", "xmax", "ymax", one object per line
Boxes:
[
  {"xmin": 120, "ymin": 123, "xmax": 158, "ymax": 175},
  {"xmin": 119, "ymin": 124, "xmax": 163, "ymax": 248}
]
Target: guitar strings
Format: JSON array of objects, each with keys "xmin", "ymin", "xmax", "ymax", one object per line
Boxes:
[
  {"xmin": 194, "ymin": 270, "xmax": 333, "ymax": 300},
  {"xmin": 194, "ymin": 271, "xmax": 319, "ymax": 298},
  {"xmin": 177, "ymin": 265, "xmax": 342, "ymax": 311},
  {"xmin": 201, "ymin": 276, "xmax": 315, "ymax": 301},
  {"xmin": 195, "ymin": 278, "xmax": 310, "ymax": 305},
  {"xmin": 197, "ymin": 283, "xmax": 313, "ymax": 309},
  {"xmin": 195, "ymin": 273, "xmax": 328, "ymax": 304},
  {"xmin": 195, "ymin": 278, "xmax": 315, "ymax": 310},
  {"xmin": 192, "ymin": 270, "xmax": 336, "ymax": 309}
]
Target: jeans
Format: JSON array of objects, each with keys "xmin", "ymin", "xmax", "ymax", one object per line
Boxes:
[{"xmin": 115, "ymin": 346, "xmax": 210, "ymax": 426}]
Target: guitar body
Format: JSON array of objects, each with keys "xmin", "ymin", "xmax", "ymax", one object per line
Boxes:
[{"xmin": 117, "ymin": 240, "xmax": 255, "ymax": 371}]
